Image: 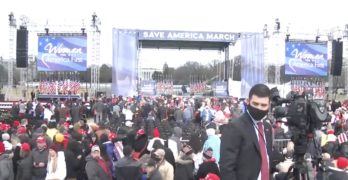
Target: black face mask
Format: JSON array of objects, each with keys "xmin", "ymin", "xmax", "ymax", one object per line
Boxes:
[{"xmin": 247, "ymin": 105, "xmax": 268, "ymax": 121}]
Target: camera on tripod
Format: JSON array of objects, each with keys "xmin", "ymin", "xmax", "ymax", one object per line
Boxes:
[
  {"xmin": 270, "ymin": 87, "xmax": 331, "ymax": 179},
  {"xmin": 271, "ymin": 87, "xmax": 330, "ymax": 134}
]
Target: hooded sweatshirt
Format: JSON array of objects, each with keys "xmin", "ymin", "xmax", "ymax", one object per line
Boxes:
[{"xmin": 203, "ymin": 129, "xmax": 220, "ymax": 164}]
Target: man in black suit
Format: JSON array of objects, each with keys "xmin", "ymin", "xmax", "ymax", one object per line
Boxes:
[{"xmin": 220, "ymin": 84, "xmax": 273, "ymax": 180}]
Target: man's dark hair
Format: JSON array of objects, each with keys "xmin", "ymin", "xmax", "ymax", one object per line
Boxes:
[
  {"xmin": 249, "ymin": 84, "xmax": 271, "ymax": 99},
  {"xmin": 123, "ymin": 145, "xmax": 133, "ymax": 156}
]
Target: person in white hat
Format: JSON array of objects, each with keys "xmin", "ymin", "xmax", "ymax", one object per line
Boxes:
[{"xmin": 85, "ymin": 145, "xmax": 112, "ymax": 180}]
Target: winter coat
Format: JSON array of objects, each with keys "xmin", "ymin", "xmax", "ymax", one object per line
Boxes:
[
  {"xmin": 46, "ymin": 128, "xmax": 58, "ymax": 141},
  {"xmin": 85, "ymin": 155, "xmax": 110, "ymax": 180},
  {"xmin": 93, "ymin": 101, "xmax": 104, "ymax": 113},
  {"xmin": 195, "ymin": 160, "xmax": 220, "ymax": 180},
  {"xmin": 174, "ymin": 108, "xmax": 184, "ymax": 122},
  {"xmin": 45, "ymin": 151, "xmax": 66, "ymax": 180},
  {"xmin": 203, "ymin": 130, "xmax": 220, "ymax": 164},
  {"xmin": 12, "ymin": 145, "xmax": 21, "ymax": 179},
  {"xmin": 115, "ymin": 156, "xmax": 142, "ymax": 180},
  {"xmin": 174, "ymin": 154, "xmax": 194, "ymax": 180},
  {"xmin": 31, "ymin": 148, "xmax": 49, "ymax": 178},
  {"xmin": 200, "ymin": 108, "xmax": 214, "ymax": 122},
  {"xmin": 133, "ymin": 135, "xmax": 149, "ymax": 158},
  {"xmin": 59, "ymin": 107, "xmax": 70, "ymax": 121},
  {"xmin": 316, "ymin": 166, "xmax": 348, "ymax": 180},
  {"xmin": 338, "ymin": 141, "xmax": 348, "ymax": 158},
  {"xmin": 16, "ymin": 153, "xmax": 32, "ymax": 180},
  {"xmin": 70, "ymin": 105, "xmax": 80, "ymax": 123},
  {"xmin": 183, "ymin": 107, "xmax": 193, "ymax": 122},
  {"xmin": 158, "ymin": 160, "xmax": 174, "ymax": 180},
  {"xmin": 68, "ymin": 140, "xmax": 87, "ymax": 180},
  {"xmin": 0, "ymin": 153, "xmax": 14, "ymax": 180},
  {"xmin": 163, "ymin": 147, "xmax": 176, "ymax": 170},
  {"xmin": 65, "ymin": 149, "xmax": 79, "ymax": 178}
]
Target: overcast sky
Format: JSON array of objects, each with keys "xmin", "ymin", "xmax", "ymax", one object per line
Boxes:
[{"xmin": 0, "ymin": 0, "xmax": 347, "ymax": 68}]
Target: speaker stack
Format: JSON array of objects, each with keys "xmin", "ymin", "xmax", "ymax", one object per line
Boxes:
[
  {"xmin": 16, "ymin": 26, "xmax": 28, "ymax": 68},
  {"xmin": 330, "ymin": 40, "xmax": 343, "ymax": 76}
]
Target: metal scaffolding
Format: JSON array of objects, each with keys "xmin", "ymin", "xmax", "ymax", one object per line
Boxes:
[
  {"xmin": 8, "ymin": 13, "xmax": 16, "ymax": 89},
  {"xmin": 90, "ymin": 13, "xmax": 101, "ymax": 98},
  {"xmin": 273, "ymin": 18, "xmax": 282, "ymax": 85}
]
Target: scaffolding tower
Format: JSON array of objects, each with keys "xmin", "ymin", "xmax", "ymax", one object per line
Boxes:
[
  {"xmin": 90, "ymin": 13, "xmax": 101, "ymax": 98},
  {"xmin": 8, "ymin": 13, "xmax": 16, "ymax": 90}
]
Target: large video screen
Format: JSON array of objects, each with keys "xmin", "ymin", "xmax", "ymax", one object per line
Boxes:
[
  {"xmin": 285, "ymin": 41, "xmax": 327, "ymax": 76},
  {"xmin": 37, "ymin": 35, "xmax": 87, "ymax": 71}
]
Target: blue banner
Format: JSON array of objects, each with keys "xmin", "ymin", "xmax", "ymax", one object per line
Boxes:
[
  {"xmin": 140, "ymin": 80, "xmax": 156, "ymax": 96},
  {"xmin": 241, "ymin": 34, "xmax": 265, "ymax": 98},
  {"xmin": 37, "ymin": 36, "xmax": 87, "ymax": 71},
  {"xmin": 112, "ymin": 29, "xmax": 138, "ymax": 96},
  {"xmin": 138, "ymin": 30, "xmax": 238, "ymax": 42},
  {"xmin": 285, "ymin": 42, "xmax": 328, "ymax": 76},
  {"xmin": 214, "ymin": 81, "xmax": 228, "ymax": 96}
]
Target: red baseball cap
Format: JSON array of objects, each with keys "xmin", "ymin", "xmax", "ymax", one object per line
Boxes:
[
  {"xmin": 108, "ymin": 133, "xmax": 117, "ymax": 140},
  {"xmin": 21, "ymin": 143, "xmax": 31, "ymax": 152},
  {"xmin": 36, "ymin": 136, "xmax": 46, "ymax": 144},
  {"xmin": 17, "ymin": 126, "xmax": 27, "ymax": 135}
]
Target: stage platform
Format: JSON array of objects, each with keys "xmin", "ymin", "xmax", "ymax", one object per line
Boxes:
[{"xmin": 37, "ymin": 94, "xmax": 81, "ymax": 100}]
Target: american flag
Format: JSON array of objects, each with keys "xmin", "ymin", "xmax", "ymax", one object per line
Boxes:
[
  {"xmin": 71, "ymin": 80, "xmax": 81, "ymax": 94},
  {"xmin": 338, "ymin": 132, "xmax": 348, "ymax": 144}
]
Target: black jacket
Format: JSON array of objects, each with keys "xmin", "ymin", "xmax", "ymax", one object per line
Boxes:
[
  {"xmin": 316, "ymin": 167, "xmax": 348, "ymax": 180},
  {"xmin": 219, "ymin": 113, "xmax": 273, "ymax": 180},
  {"xmin": 195, "ymin": 160, "xmax": 220, "ymax": 180},
  {"xmin": 85, "ymin": 155, "xmax": 111, "ymax": 180},
  {"xmin": 174, "ymin": 155, "xmax": 194, "ymax": 180},
  {"xmin": 31, "ymin": 148, "xmax": 49, "ymax": 178},
  {"xmin": 65, "ymin": 149, "xmax": 80, "ymax": 178},
  {"xmin": 16, "ymin": 154, "xmax": 33, "ymax": 180},
  {"xmin": 115, "ymin": 156, "xmax": 142, "ymax": 180},
  {"xmin": 133, "ymin": 135, "xmax": 149, "ymax": 158}
]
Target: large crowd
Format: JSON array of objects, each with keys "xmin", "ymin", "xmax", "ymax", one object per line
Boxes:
[{"xmin": 0, "ymin": 94, "xmax": 348, "ymax": 180}]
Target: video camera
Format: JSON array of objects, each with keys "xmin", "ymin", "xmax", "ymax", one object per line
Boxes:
[
  {"xmin": 271, "ymin": 87, "xmax": 331, "ymax": 179},
  {"xmin": 271, "ymin": 87, "xmax": 330, "ymax": 134}
]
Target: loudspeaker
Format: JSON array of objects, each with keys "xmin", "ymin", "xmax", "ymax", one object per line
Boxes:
[
  {"xmin": 331, "ymin": 40, "xmax": 343, "ymax": 76},
  {"xmin": 16, "ymin": 26, "xmax": 28, "ymax": 68}
]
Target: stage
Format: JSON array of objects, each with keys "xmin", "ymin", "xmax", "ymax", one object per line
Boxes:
[{"xmin": 37, "ymin": 94, "xmax": 81, "ymax": 100}]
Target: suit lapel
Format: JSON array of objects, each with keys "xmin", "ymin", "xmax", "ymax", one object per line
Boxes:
[{"xmin": 241, "ymin": 114, "xmax": 260, "ymax": 154}]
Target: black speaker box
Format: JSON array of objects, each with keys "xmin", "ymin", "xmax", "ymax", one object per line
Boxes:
[
  {"xmin": 16, "ymin": 26, "xmax": 28, "ymax": 68},
  {"xmin": 331, "ymin": 40, "xmax": 343, "ymax": 76}
]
